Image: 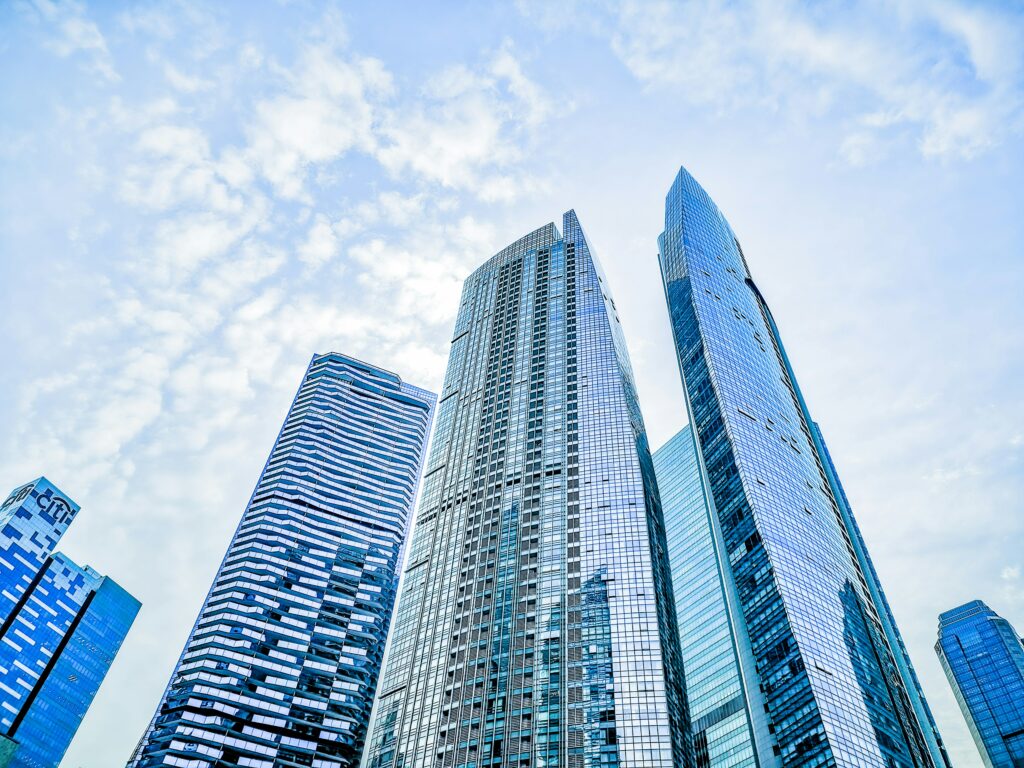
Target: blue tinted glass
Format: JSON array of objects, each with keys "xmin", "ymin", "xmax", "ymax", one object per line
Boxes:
[
  {"xmin": 936, "ymin": 601, "xmax": 1024, "ymax": 767},
  {"xmin": 0, "ymin": 478, "xmax": 140, "ymax": 768},
  {"xmin": 658, "ymin": 167, "xmax": 947, "ymax": 768},
  {"xmin": 654, "ymin": 426, "xmax": 760, "ymax": 768}
]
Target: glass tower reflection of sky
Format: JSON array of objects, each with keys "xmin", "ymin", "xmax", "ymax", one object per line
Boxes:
[
  {"xmin": 129, "ymin": 353, "xmax": 435, "ymax": 768},
  {"xmin": 362, "ymin": 211, "xmax": 690, "ymax": 768},
  {"xmin": 653, "ymin": 426, "xmax": 762, "ymax": 768},
  {"xmin": 936, "ymin": 600, "xmax": 1024, "ymax": 767},
  {"xmin": 657, "ymin": 166, "xmax": 949, "ymax": 768}
]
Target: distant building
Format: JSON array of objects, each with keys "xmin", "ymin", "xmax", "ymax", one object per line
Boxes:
[
  {"xmin": 0, "ymin": 477, "xmax": 140, "ymax": 768},
  {"xmin": 936, "ymin": 601, "xmax": 1024, "ymax": 767},
  {"xmin": 130, "ymin": 352, "xmax": 435, "ymax": 768}
]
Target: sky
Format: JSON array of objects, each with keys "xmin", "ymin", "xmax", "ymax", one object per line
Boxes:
[{"xmin": 1, "ymin": 1, "xmax": 1022, "ymax": 766}]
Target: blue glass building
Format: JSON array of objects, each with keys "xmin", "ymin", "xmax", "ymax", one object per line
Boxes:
[
  {"xmin": 0, "ymin": 477, "xmax": 140, "ymax": 768},
  {"xmin": 936, "ymin": 601, "xmax": 1024, "ymax": 767},
  {"xmin": 653, "ymin": 426, "xmax": 765, "ymax": 768},
  {"xmin": 130, "ymin": 352, "xmax": 435, "ymax": 768},
  {"xmin": 362, "ymin": 212, "xmax": 689, "ymax": 768},
  {"xmin": 657, "ymin": 166, "xmax": 949, "ymax": 768}
]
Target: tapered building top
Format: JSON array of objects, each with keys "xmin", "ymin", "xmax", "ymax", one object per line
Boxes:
[{"xmin": 658, "ymin": 165, "xmax": 948, "ymax": 768}]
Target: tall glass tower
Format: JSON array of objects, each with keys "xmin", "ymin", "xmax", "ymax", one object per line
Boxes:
[
  {"xmin": 361, "ymin": 212, "xmax": 689, "ymax": 768},
  {"xmin": 130, "ymin": 353, "xmax": 435, "ymax": 768},
  {"xmin": 0, "ymin": 477, "xmax": 140, "ymax": 768},
  {"xmin": 653, "ymin": 426, "xmax": 765, "ymax": 768},
  {"xmin": 657, "ymin": 166, "xmax": 949, "ymax": 768},
  {"xmin": 936, "ymin": 601, "xmax": 1024, "ymax": 767}
]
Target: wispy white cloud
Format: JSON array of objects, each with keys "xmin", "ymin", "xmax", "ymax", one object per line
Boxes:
[
  {"xmin": 297, "ymin": 214, "xmax": 341, "ymax": 269},
  {"xmin": 378, "ymin": 41, "xmax": 554, "ymax": 201},
  {"xmin": 28, "ymin": 0, "xmax": 119, "ymax": 81},
  {"xmin": 244, "ymin": 45, "xmax": 393, "ymax": 201},
  {"xmin": 117, "ymin": 4, "xmax": 177, "ymax": 40},
  {"xmin": 6, "ymin": 4, "xmax": 1019, "ymax": 768},
  {"xmin": 348, "ymin": 202, "xmax": 496, "ymax": 326},
  {"xmin": 519, "ymin": 0, "xmax": 1024, "ymax": 162},
  {"xmin": 162, "ymin": 62, "xmax": 214, "ymax": 93},
  {"xmin": 1001, "ymin": 565, "xmax": 1024, "ymax": 606},
  {"xmin": 3, "ymin": 2, "xmax": 551, "ymax": 520}
]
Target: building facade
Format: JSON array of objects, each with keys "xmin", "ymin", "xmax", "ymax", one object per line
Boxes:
[
  {"xmin": 361, "ymin": 211, "xmax": 690, "ymax": 768},
  {"xmin": 0, "ymin": 477, "xmax": 140, "ymax": 768},
  {"xmin": 936, "ymin": 601, "xmax": 1024, "ymax": 767},
  {"xmin": 657, "ymin": 166, "xmax": 949, "ymax": 768},
  {"xmin": 129, "ymin": 353, "xmax": 435, "ymax": 768},
  {"xmin": 653, "ymin": 426, "xmax": 763, "ymax": 768}
]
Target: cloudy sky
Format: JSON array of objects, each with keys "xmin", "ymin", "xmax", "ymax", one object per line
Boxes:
[{"xmin": 2, "ymin": 1, "xmax": 1023, "ymax": 765}]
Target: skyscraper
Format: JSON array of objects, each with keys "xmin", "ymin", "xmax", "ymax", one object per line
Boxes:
[
  {"xmin": 657, "ymin": 166, "xmax": 949, "ymax": 767},
  {"xmin": 361, "ymin": 211, "xmax": 689, "ymax": 768},
  {"xmin": 0, "ymin": 477, "xmax": 140, "ymax": 768},
  {"xmin": 130, "ymin": 353, "xmax": 435, "ymax": 768},
  {"xmin": 936, "ymin": 600, "xmax": 1024, "ymax": 767},
  {"xmin": 653, "ymin": 426, "xmax": 763, "ymax": 768}
]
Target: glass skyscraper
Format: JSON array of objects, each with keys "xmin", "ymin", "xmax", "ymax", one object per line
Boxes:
[
  {"xmin": 657, "ymin": 166, "xmax": 949, "ymax": 768},
  {"xmin": 361, "ymin": 211, "xmax": 689, "ymax": 768},
  {"xmin": 936, "ymin": 600, "xmax": 1024, "ymax": 767},
  {"xmin": 129, "ymin": 353, "xmax": 435, "ymax": 768},
  {"xmin": 0, "ymin": 477, "xmax": 140, "ymax": 768},
  {"xmin": 653, "ymin": 426, "xmax": 764, "ymax": 768}
]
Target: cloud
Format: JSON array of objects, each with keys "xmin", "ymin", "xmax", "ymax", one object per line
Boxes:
[
  {"xmin": 378, "ymin": 41, "xmax": 553, "ymax": 201},
  {"xmin": 121, "ymin": 123, "xmax": 242, "ymax": 214},
  {"xmin": 117, "ymin": 5, "xmax": 177, "ymax": 39},
  {"xmin": 1002, "ymin": 565, "xmax": 1024, "ymax": 606},
  {"xmin": 3, "ymin": 1, "xmax": 557, "ymax": 515},
  {"xmin": 922, "ymin": 463, "xmax": 981, "ymax": 484},
  {"xmin": 5, "ymin": 4, "xmax": 1022, "ymax": 768},
  {"xmin": 297, "ymin": 213, "xmax": 340, "ymax": 268},
  {"xmin": 348, "ymin": 204, "xmax": 496, "ymax": 326},
  {"xmin": 162, "ymin": 62, "xmax": 214, "ymax": 93},
  {"xmin": 30, "ymin": 0, "xmax": 119, "ymax": 81},
  {"xmin": 244, "ymin": 46, "xmax": 393, "ymax": 201},
  {"xmin": 518, "ymin": 0, "xmax": 1024, "ymax": 162},
  {"xmin": 2, "ymin": 6, "xmax": 558, "ymax": 766}
]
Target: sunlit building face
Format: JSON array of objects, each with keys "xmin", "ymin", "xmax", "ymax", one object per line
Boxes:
[
  {"xmin": 362, "ymin": 211, "xmax": 690, "ymax": 768},
  {"xmin": 656, "ymin": 166, "xmax": 949, "ymax": 768}
]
